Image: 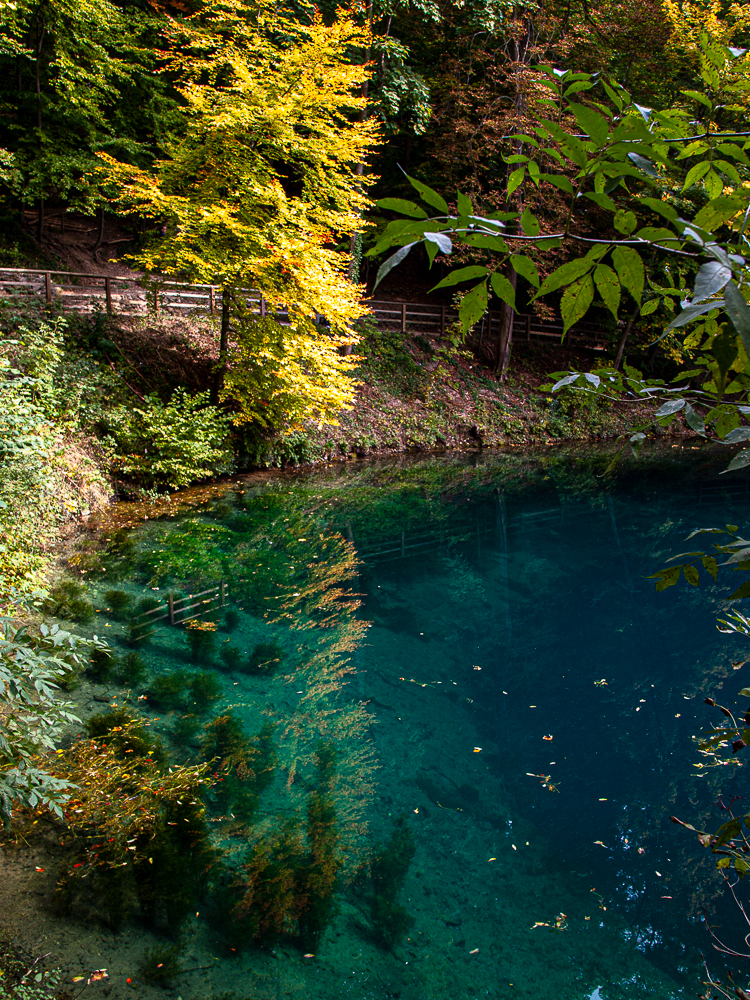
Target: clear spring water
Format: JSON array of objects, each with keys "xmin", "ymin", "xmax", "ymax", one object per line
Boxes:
[{"xmin": 54, "ymin": 445, "xmax": 750, "ymax": 998}]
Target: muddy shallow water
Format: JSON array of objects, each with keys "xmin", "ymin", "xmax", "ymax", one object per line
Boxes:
[{"xmin": 4, "ymin": 443, "xmax": 750, "ymax": 1000}]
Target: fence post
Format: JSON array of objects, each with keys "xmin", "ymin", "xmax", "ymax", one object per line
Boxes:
[
  {"xmin": 260, "ymin": 294, "xmax": 266, "ymax": 318},
  {"xmin": 154, "ymin": 286, "xmax": 160, "ymax": 316},
  {"xmin": 45, "ymin": 272, "xmax": 52, "ymax": 305},
  {"xmin": 209, "ymin": 285, "xmax": 215, "ymax": 315},
  {"xmin": 220, "ymin": 581, "xmax": 226, "ymax": 607},
  {"xmin": 441, "ymin": 305, "xmax": 446, "ymax": 337},
  {"xmin": 401, "ymin": 303, "xmax": 406, "ymax": 334},
  {"xmin": 105, "ymin": 277, "xmax": 113, "ymax": 315},
  {"xmin": 168, "ymin": 593, "xmax": 175, "ymax": 625}
]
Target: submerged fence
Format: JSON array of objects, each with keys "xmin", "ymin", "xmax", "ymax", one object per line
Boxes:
[
  {"xmin": 131, "ymin": 581, "xmax": 228, "ymax": 639},
  {"xmin": 0, "ymin": 267, "xmax": 611, "ymax": 350}
]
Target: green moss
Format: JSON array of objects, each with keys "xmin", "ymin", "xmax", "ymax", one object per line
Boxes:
[
  {"xmin": 104, "ymin": 588, "xmax": 133, "ymax": 618},
  {"xmin": 148, "ymin": 670, "xmax": 190, "ymax": 710},
  {"xmin": 48, "ymin": 578, "xmax": 93, "ymax": 623},
  {"xmin": 86, "ymin": 646, "xmax": 114, "ymax": 682},
  {"xmin": 187, "ymin": 670, "xmax": 222, "ymax": 709},
  {"xmin": 138, "ymin": 942, "xmax": 184, "ymax": 985},
  {"xmin": 114, "ymin": 650, "xmax": 148, "ymax": 686},
  {"xmin": 218, "ymin": 643, "xmax": 242, "ymax": 671}
]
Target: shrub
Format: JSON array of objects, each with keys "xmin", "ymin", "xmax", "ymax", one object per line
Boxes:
[
  {"xmin": 245, "ymin": 639, "xmax": 285, "ymax": 675},
  {"xmin": 105, "ymin": 389, "xmax": 234, "ymax": 489},
  {"xmin": 48, "ymin": 579, "xmax": 93, "ymax": 624}
]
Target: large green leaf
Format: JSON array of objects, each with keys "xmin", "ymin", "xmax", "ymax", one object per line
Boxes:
[
  {"xmin": 694, "ymin": 195, "xmax": 747, "ymax": 231},
  {"xmin": 373, "ymin": 244, "xmax": 415, "ymax": 291},
  {"xmin": 508, "ymin": 167, "xmax": 526, "ymax": 196},
  {"xmin": 520, "ymin": 208, "xmax": 540, "ymax": 236},
  {"xmin": 614, "ymin": 210, "xmax": 637, "ymax": 235},
  {"xmin": 724, "ymin": 447, "xmax": 750, "ymax": 473},
  {"xmin": 535, "ymin": 257, "xmax": 594, "ymax": 298},
  {"xmin": 458, "ymin": 282, "xmax": 488, "ymax": 333},
  {"xmin": 430, "ymin": 265, "xmax": 489, "ymax": 291},
  {"xmin": 724, "ymin": 281, "xmax": 750, "ymax": 356},
  {"xmin": 561, "ymin": 274, "xmax": 594, "ymax": 333},
  {"xmin": 511, "ymin": 255, "xmax": 540, "ymax": 288},
  {"xmin": 683, "ymin": 161, "xmax": 711, "ymax": 191},
  {"xmin": 569, "ymin": 103, "xmax": 609, "ymax": 145},
  {"xmin": 456, "ymin": 192, "xmax": 473, "ymax": 216},
  {"xmin": 490, "ymin": 272, "xmax": 516, "ymax": 311},
  {"xmin": 594, "ymin": 263, "xmax": 621, "ymax": 319},
  {"xmin": 376, "ymin": 199, "xmax": 428, "ymax": 219},
  {"xmin": 611, "ymin": 246, "xmax": 644, "ymax": 304},
  {"xmin": 402, "ymin": 172, "xmax": 449, "ymax": 214}
]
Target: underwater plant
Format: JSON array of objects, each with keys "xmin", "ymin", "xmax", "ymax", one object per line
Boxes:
[
  {"xmin": 201, "ymin": 714, "xmax": 276, "ymax": 821},
  {"xmin": 369, "ymin": 816, "xmax": 415, "ymax": 949},
  {"xmin": 114, "ymin": 650, "xmax": 148, "ymax": 686},
  {"xmin": 218, "ymin": 643, "xmax": 242, "ymax": 671},
  {"xmin": 48, "ymin": 578, "xmax": 93, "ymax": 623},
  {"xmin": 244, "ymin": 639, "xmax": 285, "ymax": 675},
  {"xmin": 172, "ymin": 713, "xmax": 200, "ymax": 747},
  {"xmin": 187, "ymin": 670, "xmax": 222, "ymax": 708},
  {"xmin": 185, "ymin": 620, "xmax": 217, "ymax": 664},
  {"xmin": 85, "ymin": 707, "xmax": 165, "ymax": 765},
  {"xmin": 86, "ymin": 646, "xmax": 114, "ymax": 683},
  {"xmin": 104, "ymin": 588, "xmax": 133, "ymax": 618},
  {"xmin": 127, "ymin": 595, "xmax": 162, "ymax": 645},
  {"xmin": 223, "ymin": 608, "xmax": 240, "ymax": 632},
  {"xmin": 138, "ymin": 942, "xmax": 184, "ymax": 985},
  {"xmin": 147, "ymin": 670, "xmax": 190, "ymax": 711}
]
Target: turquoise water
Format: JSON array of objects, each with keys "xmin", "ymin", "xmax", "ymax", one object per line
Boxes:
[{"xmin": 53, "ymin": 445, "xmax": 750, "ymax": 998}]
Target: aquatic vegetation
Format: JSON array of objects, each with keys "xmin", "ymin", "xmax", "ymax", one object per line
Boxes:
[
  {"xmin": 48, "ymin": 578, "xmax": 93, "ymax": 623},
  {"xmin": 172, "ymin": 713, "xmax": 200, "ymax": 746},
  {"xmin": 84, "ymin": 707, "xmax": 165, "ymax": 765},
  {"xmin": 369, "ymin": 817, "xmax": 415, "ymax": 950},
  {"xmin": 223, "ymin": 608, "xmax": 240, "ymax": 632},
  {"xmin": 185, "ymin": 619, "xmax": 217, "ymax": 664},
  {"xmin": 103, "ymin": 587, "xmax": 133, "ymax": 618},
  {"xmin": 102, "ymin": 528, "xmax": 137, "ymax": 581},
  {"xmin": 148, "ymin": 669, "xmax": 190, "ymax": 710},
  {"xmin": 187, "ymin": 669, "xmax": 222, "ymax": 708},
  {"xmin": 201, "ymin": 714, "xmax": 276, "ymax": 821},
  {"xmin": 127, "ymin": 595, "xmax": 161, "ymax": 645},
  {"xmin": 245, "ymin": 639, "xmax": 285, "ymax": 675},
  {"xmin": 114, "ymin": 650, "xmax": 148, "ymax": 686},
  {"xmin": 138, "ymin": 942, "xmax": 184, "ymax": 985},
  {"xmin": 218, "ymin": 643, "xmax": 243, "ymax": 671},
  {"xmin": 86, "ymin": 645, "xmax": 114, "ymax": 682}
]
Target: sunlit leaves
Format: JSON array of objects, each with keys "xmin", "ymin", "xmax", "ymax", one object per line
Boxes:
[
  {"xmin": 611, "ymin": 247, "xmax": 644, "ymax": 305},
  {"xmin": 593, "ymin": 264, "xmax": 620, "ymax": 319},
  {"xmin": 458, "ymin": 282, "xmax": 488, "ymax": 333},
  {"xmin": 560, "ymin": 275, "xmax": 594, "ymax": 334}
]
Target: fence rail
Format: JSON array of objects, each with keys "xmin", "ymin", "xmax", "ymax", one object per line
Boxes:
[
  {"xmin": 131, "ymin": 581, "xmax": 228, "ymax": 639},
  {"xmin": 0, "ymin": 267, "xmax": 611, "ymax": 349}
]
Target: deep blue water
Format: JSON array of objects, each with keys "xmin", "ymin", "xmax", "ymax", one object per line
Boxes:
[{"xmin": 50, "ymin": 443, "xmax": 750, "ymax": 999}]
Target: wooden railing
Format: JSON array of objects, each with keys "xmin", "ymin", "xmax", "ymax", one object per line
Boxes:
[
  {"xmin": 131, "ymin": 582, "xmax": 228, "ymax": 640},
  {"xmin": 0, "ymin": 267, "xmax": 611, "ymax": 349}
]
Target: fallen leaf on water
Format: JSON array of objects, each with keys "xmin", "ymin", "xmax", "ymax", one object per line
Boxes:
[
  {"xmin": 543, "ymin": 735, "xmax": 553, "ymax": 741},
  {"xmin": 469, "ymin": 948, "xmax": 479, "ymax": 954},
  {"xmin": 593, "ymin": 841, "xmax": 606, "ymax": 848}
]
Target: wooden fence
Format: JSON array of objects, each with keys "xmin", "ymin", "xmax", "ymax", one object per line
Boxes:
[
  {"xmin": 0, "ymin": 267, "xmax": 611, "ymax": 349},
  {"xmin": 131, "ymin": 581, "xmax": 228, "ymax": 639}
]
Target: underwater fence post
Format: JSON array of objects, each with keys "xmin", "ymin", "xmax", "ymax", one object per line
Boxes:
[
  {"xmin": 220, "ymin": 581, "xmax": 227, "ymax": 607},
  {"xmin": 168, "ymin": 593, "xmax": 175, "ymax": 625}
]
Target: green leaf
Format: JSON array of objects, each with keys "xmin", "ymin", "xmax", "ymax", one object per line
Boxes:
[
  {"xmin": 463, "ymin": 234, "xmax": 509, "ymax": 251},
  {"xmin": 373, "ymin": 243, "xmax": 415, "ymax": 291},
  {"xmin": 685, "ymin": 402, "xmax": 706, "ymax": 436},
  {"xmin": 521, "ymin": 208, "xmax": 540, "ymax": 236},
  {"xmin": 611, "ymin": 247, "xmax": 644, "ymax": 305},
  {"xmin": 683, "ymin": 161, "xmax": 711, "ymax": 191},
  {"xmin": 729, "ymin": 578, "xmax": 750, "ymax": 597},
  {"xmin": 639, "ymin": 197, "xmax": 679, "ymax": 222},
  {"xmin": 723, "ymin": 447, "xmax": 750, "ymax": 474},
  {"xmin": 614, "ymin": 210, "xmax": 638, "ymax": 235},
  {"xmin": 739, "ymin": 687, "xmax": 750, "ymax": 698},
  {"xmin": 702, "ymin": 555, "xmax": 719, "ymax": 580},
  {"xmin": 641, "ymin": 298, "xmax": 660, "ymax": 315},
  {"xmin": 725, "ymin": 282, "xmax": 750, "ymax": 356},
  {"xmin": 683, "ymin": 564, "xmax": 700, "ymax": 586},
  {"xmin": 666, "ymin": 300, "xmax": 724, "ymax": 330},
  {"xmin": 457, "ymin": 192, "xmax": 473, "ymax": 216},
  {"xmin": 561, "ymin": 274, "xmax": 595, "ymax": 333},
  {"xmin": 511, "ymin": 255, "xmax": 540, "ymax": 288},
  {"xmin": 584, "ymin": 192, "xmax": 617, "ymax": 212},
  {"xmin": 564, "ymin": 81, "xmax": 594, "ymax": 96},
  {"xmin": 569, "ymin": 103, "xmax": 609, "ymax": 145},
  {"xmin": 694, "ymin": 195, "xmax": 746, "ymax": 230},
  {"xmin": 402, "ymin": 172, "xmax": 449, "ymax": 214},
  {"xmin": 508, "ymin": 167, "xmax": 526, "ymax": 196},
  {"xmin": 705, "ymin": 169, "xmax": 724, "ymax": 200},
  {"xmin": 458, "ymin": 282, "xmax": 488, "ymax": 333},
  {"xmin": 594, "ymin": 264, "xmax": 621, "ymax": 319},
  {"xmin": 681, "ymin": 89, "xmax": 712, "ymax": 108},
  {"xmin": 490, "ymin": 272, "xmax": 516, "ymax": 311},
  {"xmin": 535, "ymin": 257, "xmax": 594, "ymax": 299},
  {"xmin": 430, "ymin": 265, "xmax": 489, "ymax": 291},
  {"xmin": 655, "ymin": 398, "xmax": 685, "ymax": 417},
  {"xmin": 377, "ymin": 199, "xmax": 429, "ymax": 218},
  {"xmin": 540, "ymin": 173, "xmax": 575, "ymax": 195},
  {"xmin": 655, "ymin": 566, "xmax": 680, "ymax": 590}
]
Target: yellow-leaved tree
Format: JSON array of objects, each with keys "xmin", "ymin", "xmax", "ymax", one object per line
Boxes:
[{"xmin": 99, "ymin": 0, "xmax": 380, "ymax": 428}]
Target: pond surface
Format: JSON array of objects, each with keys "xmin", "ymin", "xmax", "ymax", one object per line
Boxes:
[{"xmin": 45, "ymin": 445, "xmax": 750, "ymax": 999}]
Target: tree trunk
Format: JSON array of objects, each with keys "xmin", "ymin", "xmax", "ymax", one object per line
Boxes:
[
  {"xmin": 94, "ymin": 203, "xmax": 106, "ymax": 251},
  {"xmin": 494, "ymin": 267, "xmax": 517, "ymax": 378},
  {"xmin": 613, "ymin": 303, "xmax": 640, "ymax": 370},
  {"xmin": 211, "ymin": 287, "xmax": 231, "ymax": 405}
]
